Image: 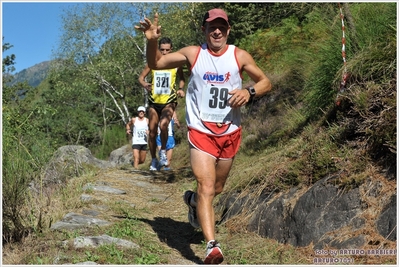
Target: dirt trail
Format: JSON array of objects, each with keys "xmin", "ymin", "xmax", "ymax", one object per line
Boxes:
[
  {"xmin": 3, "ymin": 164, "xmax": 235, "ymax": 265},
  {"xmin": 91, "ymin": 167, "xmax": 209, "ymax": 265},
  {"xmin": 4, "ymin": 164, "xmax": 395, "ymax": 265}
]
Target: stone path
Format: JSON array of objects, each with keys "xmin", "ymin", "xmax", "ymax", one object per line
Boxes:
[{"xmin": 50, "ymin": 167, "xmax": 205, "ymax": 265}]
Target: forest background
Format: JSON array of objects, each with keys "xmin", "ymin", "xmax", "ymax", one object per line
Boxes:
[{"xmin": 2, "ymin": 2, "xmax": 396, "ymax": 263}]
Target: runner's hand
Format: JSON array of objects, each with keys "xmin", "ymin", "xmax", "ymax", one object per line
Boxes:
[
  {"xmin": 144, "ymin": 83, "xmax": 152, "ymax": 92},
  {"xmin": 177, "ymin": 90, "xmax": 185, "ymax": 98},
  {"xmin": 135, "ymin": 13, "xmax": 161, "ymax": 41},
  {"xmin": 228, "ymin": 88, "xmax": 250, "ymax": 108}
]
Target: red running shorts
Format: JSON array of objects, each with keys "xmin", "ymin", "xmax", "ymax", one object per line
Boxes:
[{"xmin": 187, "ymin": 127, "xmax": 242, "ymax": 160}]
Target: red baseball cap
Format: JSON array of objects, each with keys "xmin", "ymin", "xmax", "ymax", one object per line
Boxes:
[{"xmin": 202, "ymin": 8, "xmax": 229, "ymax": 26}]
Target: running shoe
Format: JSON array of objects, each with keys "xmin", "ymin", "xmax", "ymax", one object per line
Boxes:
[
  {"xmin": 183, "ymin": 190, "xmax": 199, "ymax": 228},
  {"xmin": 149, "ymin": 158, "xmax": 158, "ymax": 171},
  {"xmin": 159, "ymin": 150, "xmax": 168, "ymax": 166},
  {"xmin": 204, "ymin": 240, "xmax": 224, "ymax": 264},
  {"xmin": 163, "ymin": 167, "xmax": 171, "ymax": 171}
]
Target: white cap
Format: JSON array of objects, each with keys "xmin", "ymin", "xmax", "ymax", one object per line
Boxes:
[{"xmin": 137, "ymin": 106, "xmax": 146, "ymax": 112}]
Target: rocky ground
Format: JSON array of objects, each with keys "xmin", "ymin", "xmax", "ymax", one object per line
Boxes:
[
  {"xmin": 81, "ymin": 167, "xmax": 206, "ymax": 265},
  {"xmin": 2, "ymin": 145, "xmax": 396, "ymax": 265},
  {"xmin": 3, "ymin": 166, "xmax": 227, "ymax": 265}
]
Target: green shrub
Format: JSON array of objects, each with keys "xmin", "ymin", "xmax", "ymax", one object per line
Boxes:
[
  {"xmin": 2, "ymin": 106, "xmax": 54, "ymax": 242},
  {"xmin": 90, "ymin": 125, "xmax": 128, "ymax": 160}
]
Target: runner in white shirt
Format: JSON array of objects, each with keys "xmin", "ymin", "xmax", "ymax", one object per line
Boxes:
[
  {"xmin": 136, "ymin": 8, "xmax": 272, "ymax": 264},
  {"xmin": 126, "ymin": 106, "xmax": 149, "ymax": 169}
]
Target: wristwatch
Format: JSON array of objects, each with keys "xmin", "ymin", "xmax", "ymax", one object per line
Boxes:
[{"xmin": 246, "ymin": 86, "xmax": 256, "ymax": 100}]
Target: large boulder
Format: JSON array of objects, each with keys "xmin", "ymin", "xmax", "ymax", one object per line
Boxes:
[
  {"xmin": 376, "ymin": 194, "xmax": 396, "ymax": 241},
  {"xmin": 108, "ymin": 144, "xmax": 132, "ymax": 166},
  {"xmin": 219, "ymin": 175, "xmax": 396, "ymax": 249},
  {"xmin": 286, "ymin": 179, "xmax": 362, "ymax": 248},
  {"xmin": 43, "ymin": 145, "xmax": 113, "ymax": 186}
]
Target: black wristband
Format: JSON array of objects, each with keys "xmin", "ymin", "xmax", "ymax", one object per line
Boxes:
[{"xmin": 246, "ymin": 86, "xmax": 256, "ymax": 100}]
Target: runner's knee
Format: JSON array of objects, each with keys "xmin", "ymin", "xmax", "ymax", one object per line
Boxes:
[{"xmin": 197, "ymin": 183, "xmax": 216, "ymax": 198}]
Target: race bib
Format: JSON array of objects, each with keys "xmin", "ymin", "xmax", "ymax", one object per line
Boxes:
[
  {"xmin": 153, "ymin": 71, "xmax": 172, "ymax": 95},
  {"xmin": 200, "ymin": 84, "xmax": 232, "ymax": 123},
  {"xmin": 137, "ymin": 130, "xmax": 146, "ymax": 139}
]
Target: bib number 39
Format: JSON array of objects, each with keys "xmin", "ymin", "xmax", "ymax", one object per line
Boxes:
[
  {"xmin": 209, "ymin": 87, "xmax": 229, "ymax": 109},
  {"xmin": 200, "ymin": 85, "xmax": 232, "ymax": 123}
]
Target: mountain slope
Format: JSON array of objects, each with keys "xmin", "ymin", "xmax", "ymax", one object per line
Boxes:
[{"xmin": 10, "ymin": 61, "xmax": 51, "ymax": 87}]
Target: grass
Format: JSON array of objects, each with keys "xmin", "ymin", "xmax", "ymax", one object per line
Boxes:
[
  {"xmin": 3, "ymin": 170, "xmax": 169, "ymax": 265},
  {"xmin": 2, "ymin": 3, "xmax": 396, "ymax": 265},
  {"xmin": 3, "ymin": 127, "xmax": 396, "ymax": 265},
  {"xmin": 216, "ymin": 228, "xmax": 312, "ymax": 264},
  {"xmin": 1, "ymin": 159, "xmax": 312, "ymax": 265},
  {"xmin": 3, "ymin": 83, "xmax": 395, "ymax": 264}
]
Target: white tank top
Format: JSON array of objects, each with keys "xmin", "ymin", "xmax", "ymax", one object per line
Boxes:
[
  {"xmin": 132, "ymin": 117, "xmax": 148, "ymax": 145},
  {"xmin": 186, "ymin": 44, "xmax": 242, "ymax": 135}
]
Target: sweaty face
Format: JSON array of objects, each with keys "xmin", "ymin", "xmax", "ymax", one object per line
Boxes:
[
  {"xmin": 203, "ymin": 19, "xmax": 230, "ymax": 53},
  {"xmin": 159, "ymin": 43, "xmax": 172, "ymax": 55}
]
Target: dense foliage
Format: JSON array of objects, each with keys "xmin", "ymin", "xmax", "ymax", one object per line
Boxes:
[{"xmin": 2, "ymin": 2, "xmax": 396, "ymax": 245}]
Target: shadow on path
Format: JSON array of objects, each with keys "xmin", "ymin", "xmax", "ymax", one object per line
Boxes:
[
  {"xmin": 128, "ymin": 167, "xmax": 194, "ymax": 183},
  {"xmin": 138, "ymin": 216, "xmax": 204, "ymax": 264}
]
